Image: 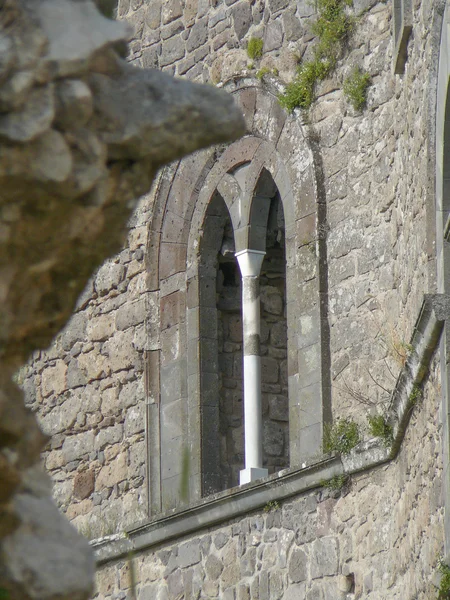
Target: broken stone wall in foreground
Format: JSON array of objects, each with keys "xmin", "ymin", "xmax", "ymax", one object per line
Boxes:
[{"xmin": 0, "ymin": 0, "xmax": 244, "ymax": 598}]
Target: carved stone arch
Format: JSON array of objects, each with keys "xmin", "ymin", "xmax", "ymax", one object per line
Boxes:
[{"xmin": 145, "ymin": 80, "xmax": 330, "ymax": 514}]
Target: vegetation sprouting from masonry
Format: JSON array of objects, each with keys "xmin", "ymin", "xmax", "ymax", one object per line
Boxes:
[
  {"xmin": 343, "ymin": 66, "xmax": 371, "ymax": 110},
  {"xmin": 247, "ymin": 37, "xmax": 263, "ymax": 60},
  {"xmin": 323, "ymin": 417, "xmax": 360, "ymax": 455},
  {"xmin": 279, "ymin": 0, "xmax": 356, "ymax": 112},
  {"xmin": 367, "ymin": 413, "xmax": 394, "ymax": 447},
  {"xmin": 321, "ymin": 474, "xmax": 349, "ymax": 492},
  {"xmin": 437, "ymin": 558, "xmax": 450, "ymax": 599}
]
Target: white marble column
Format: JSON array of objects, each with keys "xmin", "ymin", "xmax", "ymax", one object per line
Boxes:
[{"xmin": 235, "ymin": 249, "xmax": 269, "ymax": 485}]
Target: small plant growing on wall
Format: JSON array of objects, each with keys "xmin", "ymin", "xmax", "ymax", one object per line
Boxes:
[
  {"xmin": 367, "ymin": 413, "xmax": 394, "ymax": 447},
  {"xmin": 409, "ymin": 384, "xmax": 422, "ymax": 406},
  {"xmin": 279, "ymin": 0, "xmax": 354, "ymax": 111},
  {"xmin": 381, "ymin": 324, "xmax": 414, "ymax": 367},
  {"xmin": 343, "ymin": 67, "xmax": 371, "ymax": 111},
  {"xmin": 323, "ymin": 417, "xmax": 360, "ymax": 455},
  {"xmin": 256, "ymin": 67, "xmax": 279, "ymax": 80},
  {"xmin": 247, "ymin": 37, "xmax": 263, "ymax": 60},
  {"xmin": 321, "ymin": 474, "xmax": 349, "ymax": 492},
  {"xmin": 437, "ymin": 558, "xmax": 450, "ymax": 599},
  {"xmin": 263, "ymin": 500, "xmax": 280, "ymax": 512}
]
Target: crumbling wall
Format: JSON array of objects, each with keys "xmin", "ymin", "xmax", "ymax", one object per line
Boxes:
[{"xmin": 0, "ymin": 0, "xmax": 244, "ymax": 598}]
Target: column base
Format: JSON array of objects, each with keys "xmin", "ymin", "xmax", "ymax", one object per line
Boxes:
[{"xmin": 239, "ymin": 467, "xmax": 269, "ymax": 485}]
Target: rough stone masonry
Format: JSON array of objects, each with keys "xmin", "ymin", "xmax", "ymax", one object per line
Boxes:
[{"xmin": 18, "ymin": 0, "xmax": 450, "ymax": 598}]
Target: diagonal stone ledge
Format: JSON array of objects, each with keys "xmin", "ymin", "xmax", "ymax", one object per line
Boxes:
[{"xmin": 92, "ymin": 294, "xmax": 447, "ymax": 567}]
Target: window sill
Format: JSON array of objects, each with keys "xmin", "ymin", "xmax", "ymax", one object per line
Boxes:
[{"xmin": 92, "ymin": 445, "xmax": 390, "ymax": 566}]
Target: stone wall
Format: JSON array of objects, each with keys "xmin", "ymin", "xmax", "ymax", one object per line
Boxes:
[
  {"xmin": 115, "ymin": 0, "xmax": 440, "ymax": 430},
  {"xmin": 19, "ymin": 0, "xmax": 449, "ymax": 597},
  {"xmin": 20, "ymin": 192, "xmax": 155, "ymax": 536},
  {"xmin": 93, "ymin": 356, "xmax": 443, "ymax": 600}
]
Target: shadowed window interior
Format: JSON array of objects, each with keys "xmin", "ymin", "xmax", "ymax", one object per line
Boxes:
[{"xmin": 199, "ymin": 170, "xmax": 289, "ymax": 494}]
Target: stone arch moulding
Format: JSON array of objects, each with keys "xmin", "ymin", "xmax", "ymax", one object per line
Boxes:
[{"xmin": 145, "ymin": 81, "xmax": 331, "ymax": 515}]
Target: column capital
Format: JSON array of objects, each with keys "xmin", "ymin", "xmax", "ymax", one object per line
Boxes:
[{"xmin": 235, "ymin": 249, "xmax": 265, "ymax": 277}]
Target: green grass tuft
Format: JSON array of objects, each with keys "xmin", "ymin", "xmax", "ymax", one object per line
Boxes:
[
  {"xmin": 279, "ymin": 0, "xmax": 354, "ymax": 111},
  {"xmin": 438, "ymin": 559, "xmax": 450, "ymax": 599},
  {"xmin": 321, "ymin": 474, "xmax": 349, "ymax": 491},
  {"xmin": 367, "ymin": 414, "xmax": 393, "ymax": 447},
  {"xmin": 343, "ymin": 66, "xmax": 371, "ymax": 110},
  {"xmin": 323, "ymin": 417, "xmax": 360, "ymax": 455},
  {"xmin": 247, "ymin": 37, "xmax": 263, "ymax": 60},
  {"xmin": 256, "ymin": 67, "xmax": 271, "ymax": 80},
  {"xmin": 263, "ymin": 500, "xmax": 280, "ymax": 512}
]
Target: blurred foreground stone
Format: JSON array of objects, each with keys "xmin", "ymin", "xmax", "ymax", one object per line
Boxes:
[{"xmin": 0, "ymin": 0, "xmax": 244, "ymax": 598}]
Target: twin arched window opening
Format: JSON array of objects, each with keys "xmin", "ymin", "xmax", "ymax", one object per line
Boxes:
[{"xmin": 199, "ymin": 168, "xmax": 289, "ymax": 495}]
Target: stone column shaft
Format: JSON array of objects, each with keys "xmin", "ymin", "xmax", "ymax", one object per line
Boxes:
[{"xmin": 235, "ymin": 249, "xmax": 269, "ymax": 485}]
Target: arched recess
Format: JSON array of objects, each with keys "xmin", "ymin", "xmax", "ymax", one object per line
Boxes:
[
  {"xmin": 194, "ymin": 191, "xmax": 242, "ymax": 495},
  {"xmin": 145, "ymin": 82, "xmax": 331, "ymax": 515},
  {"xmin": 249, "ymin": 169, "xmax": 290, "ymax": 479},
  {"xmin": 436, "ymin": 2, "xmax": 450, "ymax": 559}
]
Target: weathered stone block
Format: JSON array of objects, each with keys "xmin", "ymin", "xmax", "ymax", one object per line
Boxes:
[
  {"xmin": 62, "ymin": 431, "xmax": 95, "ymax": 463},
  {"xmin": 186, "ymin": 18, "xmax": 208, "ymax": 52},
  {"xmin": 284, "ymin": 583, "xmax": 307, "ymax": 599},
  {"xmin": 271, "ymin": 321, "xmax": 287, "ymax": 348},
  {"xmin": 263, "ymin": 20, "xmax": 283, "ymax": 53},
  {"xmin": 160, "ymin": 35, "xmax": 185, "ymax": 67},
  {"xmin": 139, "ymin": 583, "xmax": 159, "ymax": 600},
  {"xmin": 66, "ymin": 359, "xmax": 87, "ymax": 389},
  {"xmin": 73, "ymin": 469, "xmax": 95, "ymax": 500},
  {"xmin": 161, "ymin": 435, "xmax": 184, "ymax": 479},
  {"xmin": 95, "ymin": 424, "xmax": 123, "ymax": 450},
  {"xmin": 87, "ymin": 314, "xmax": 115, "ymax": 342},
  {"xmin": 142, "ymin": 44, "xmax": 160, "ymax": 68},
  {"xmin": 205, "ymin": 553, "xmax": 224, "ymax": 579},
  {"xmin": 261, "ymin": 286, "xmax": 283, "ymax": 315},
  {"xmin": 162, "ymin": 0, "xmax": 183, "ymax": 24},
  {"xmin": 214, "ymin": 531, "xmax": 229, "ymax": 550},
  {"xmin": 240, "ymin": 547, "xmax": 256, "ymax": 577},
  {"xmin": 261, "ymin": 356, "xmax": 279, "ymax": 383},
  {"xmin": 268, "ymin": 394, "xmax": 289, "ymax": 421},
  {"xmin": 306, "ymin": 584, "xmax": 323, "ymax": 600},
  {"xmin": 178, "ymin": 540, "xmax": 201, "ymax": 568},
  {"xmin": 116, "ymin": 297, "xmax": 147, "ymax": 331},
  {"xmin": 124, "ymin": 403, "xmax": 145, "ymax": 436},
  {"xmin": 221, "ymin": 562, "xmax": 240, "ymax": 589},
  {"xmin": 230, "ymin": 1, "xmax": 252, "ymax": 39},
  {"xmin": 41, "ymin": 360, "xmax": 67, "ymax": 398},
  {"xmin": 95, "ymin": 453, "xmax": 127, "ymax": 490},
  {"xmin": 268, "ymin": 0, "xmax": 289, "ymax": 12},
  {"xmin": 288, "ymin": 548, "xmax": 307, "ymax": 583},
  {"xmin": 310, "ymin": 537, "xmax": 338, "ymax": 579},
  {"xmin": 160, "ymin": 290, "xmax": 184, "ymax": 331},
  {"xmin": 95, "ymin": 261, "xmax": 125, "ymax": 296},
  {"xmin": 161, "ymin": 398, "xmax": 186, "ymax": 440},
  {"xmin": 263, "ymin": 421, "xmax": 284, "ymax": 456},
  {"xmin": 161, "ymin": 359, "xmax": 187, "ymax": 405}
]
